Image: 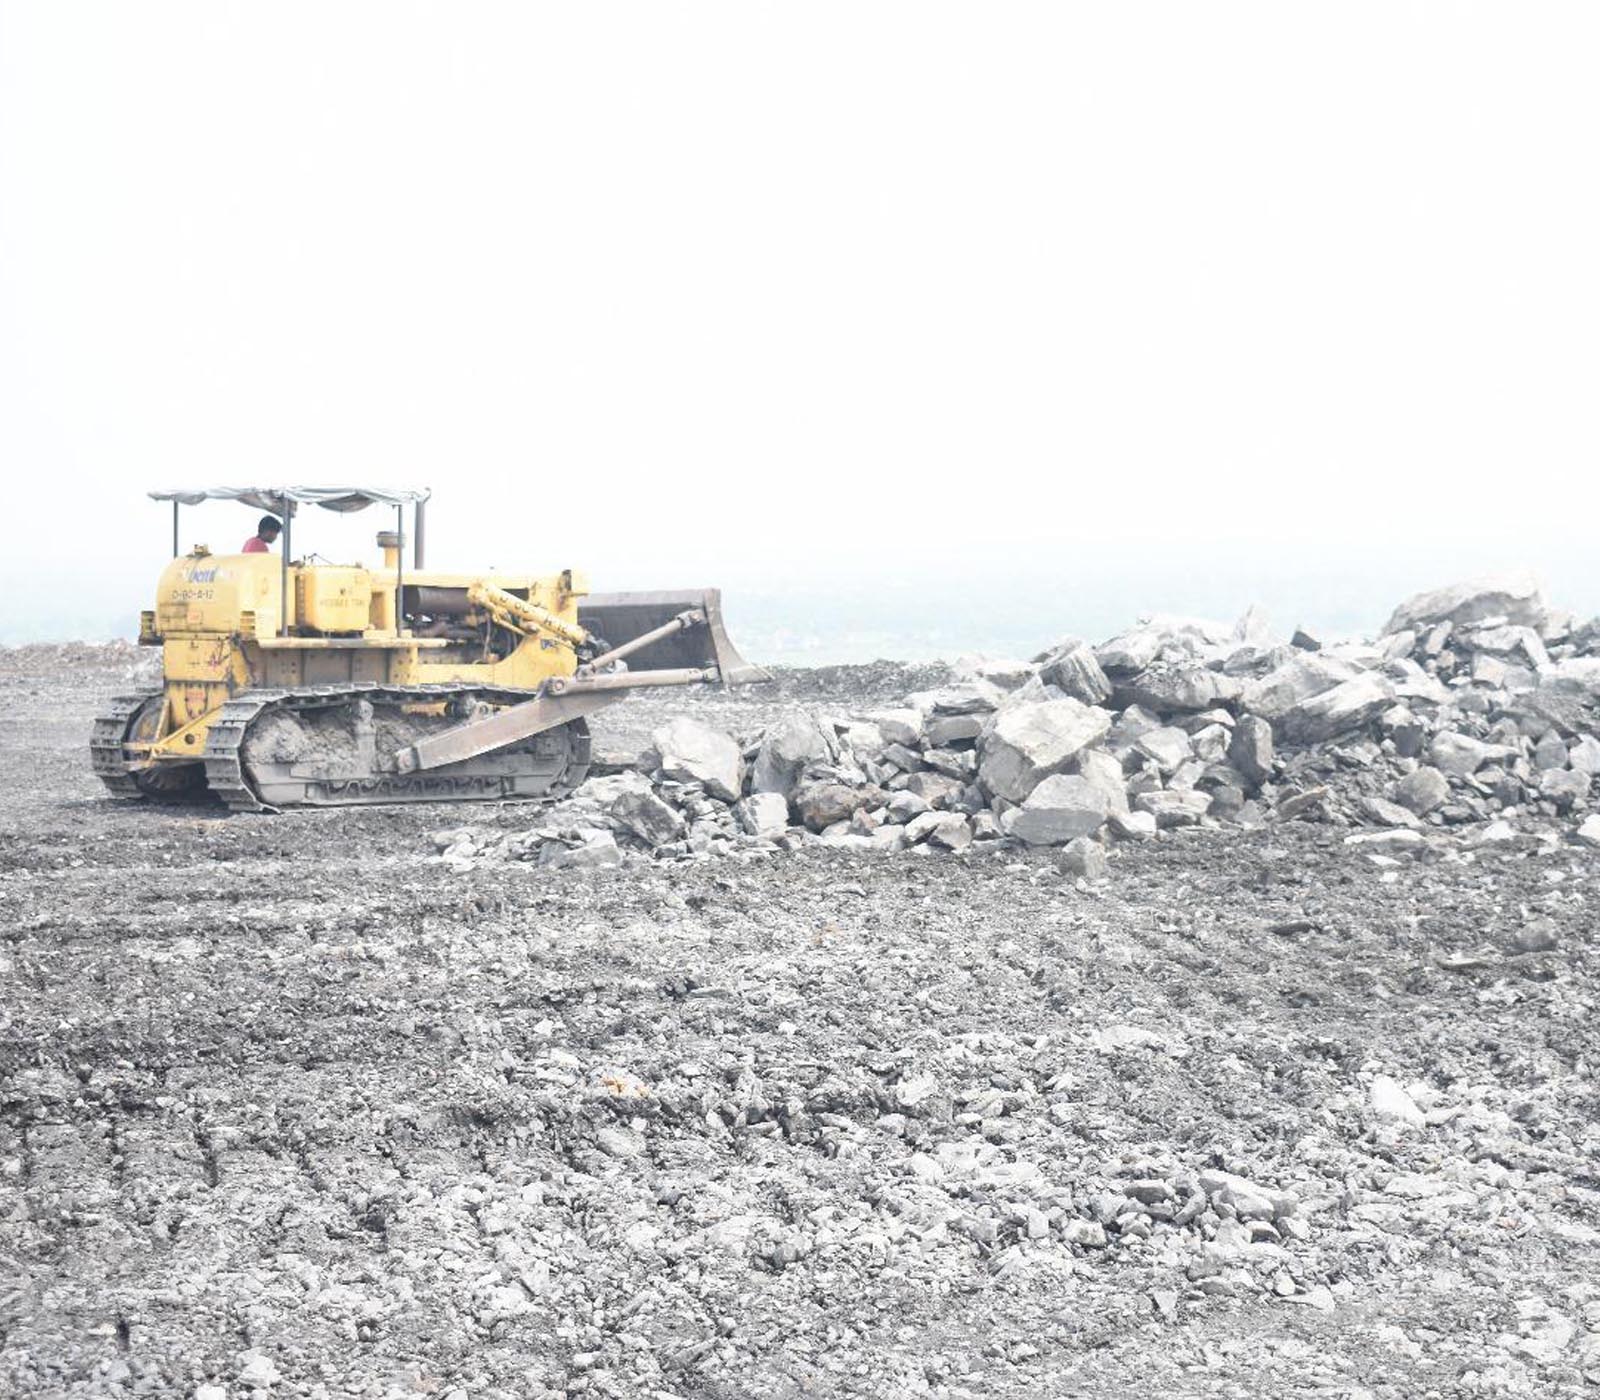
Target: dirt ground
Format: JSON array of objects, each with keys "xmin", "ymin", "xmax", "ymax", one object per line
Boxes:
[{"xmin": 3, "ymin": 645, "xmax": 1599, "ymax": 1399}]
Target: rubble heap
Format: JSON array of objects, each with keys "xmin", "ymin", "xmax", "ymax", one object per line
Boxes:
[{"xmin": 434, "ymin": 572, "xmax": 1600, "ymax": 871}]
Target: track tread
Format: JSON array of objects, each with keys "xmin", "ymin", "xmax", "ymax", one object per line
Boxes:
[
  {"xmin": 90, "ymin": 694, "xmax": 160, "ymax": 799},
  {"xmin": 202, "ymin": 683, "xmax": 589, "ymax": 814}
]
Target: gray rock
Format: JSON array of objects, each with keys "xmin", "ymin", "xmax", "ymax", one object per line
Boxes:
[
  {"xmin": 1006, "ymin": 774, "xmax": 1110, "ymax": 845},
  {"xmin": 1393, "ymin": 765, "xmax": 1450, "ymax": 816},
  {"xmin": 925, "ymin": 713, "xmax": 984, "ymax": 747},
  {"xmin": 734, "ymin": 791, "xmax": 790, "ymax": 837},
  {"xmin": 880, "ymin": 742, "xmax": 923, "ymax": 773},
  {"xmin": 1538, "ymin": 768, "xmax": 1590, "ymax": 810},
  {"xmin": 921, "ymin": 747, "xmax": 975, "ymax": 778},
  {"xmin": 1205, "ymin": 781, "xmax": 1246, "ymax": 820},
  {"xmin": 1071, "ymin": 748, "xmax": 1130, "ymax": 816},
  {"xmin": 978, "ymin": 699, "xmax": 1113, "ymax": 803},
  {"xmin": 870, "ymin": 824, "xmax": 909, "ymax": 853},
  {"xmin": 1190, "ymin": 722, "xmax": 1232, "ymax": 764},
  {"xmin": 970, "ymin": 811, "xmax": 1002, "ymax": 840},
  {"xmin": 1240, "ymin": 655, "xmax": 1356, "ymax": 721},
  {"xmin": 885, "ymin": 789, "xmax": 932, "ymax": 822},
  {"xmin": 1575, "ymin": 814, "xmax": 1600, "ymax": 846},
  {"xmin": 1369, "ymin": 1075, "xmax": 1424, "ymax": 1129},
  {"xmin": 1429, "ymin": 731, "xmax": 1512, "ymax": 778},
  {"xmin": 848, "ymin": 805, "xmax": 884, "ymax": 834},
  {"xmin": 861, "ymin": 708, "xmax": 923, "ymax": 747},
  {"xmin": 1534, "ymin": 731, "xmax": 1570, "ymax": 771},
  {"xmin": 1133, "ymin": 725, "xmax": 1192, "ymax": 775},
  {"xmin": 1468, "ymin": 623, "xmax": 1550, "ymax": 667},
  {"xmin": 649, "ymin": 718, "xmax": 744, "ymax": 802},
  {"xmin": 1228, "ymin": 715, "xmax": 1275, "ymax": 786},
  {"xmin": 1095, "ymin": 628, "xmax": 1164, "ymax": 676},
  {"xmin": 954, "ymin": 656, "xmax": 1036, "ymax": 691},
  {"xmin": 1384, "ymin": 571, "xmax": 1545, "ymax": 635},
  {"xmin": 1133, "ymin": 788, "xmax": 1212, "ymax": 828},
  {"xmin": 543, "ymin": 832, "xmax": 624, "ymax": 870},
  {"xmin": 751, "ymin": 711, "xmax": 836, "ymax": 796},
  {"xmin": 1117, "ymin": 663, "xmax": 1242, "ymax": 715},
  {"xmin": 1570, "ymin": 735, "xmax": 1600, "ymax": 775},
  {"xmin": 595, "ymin": 1126, "xmax": 644, "ymax": 1159},
  {"xmin": 610, "ymin": 789, "xmax": 686, "ymax": 845},
  {"xmin": 903, "ymin": 772, "xmax": 964, "ymax": 807},
  {"xmin": 1290, "ymin": 627, "xmax": 1322, "ymax": 651},
  {"xmin": 792, "ymin": 780, "xmax": 884, "ymax": 833},
  {"xmin": 1063, "ymin": 1219, "xmax": 1108, "ymax": 1248},
  {"xmin": 1107, "ymin": 809, "xmax": 1158, "ymax": 840},
  {"xmin": 1508, "ymin": 920, "xmax": 1559, "ymax": 955},
  {"xmin": 1381, "ymin": 629, "xmax": 1417, "ymax": 660},
  {"xmin": 1277, "ymin": 672, "xmax": 1395, "ymax": 745},
  {"xmin": 1359, "ymin": 796, "xmax": 1420, "ymax": 828},
  {"xmin": 1107, "ymin": 703, "xmax": 1164, "ymax": 748},
  {"xmin": 1056, "ymin": 836, "xmax": 1106, "ymax": 878},
  {"xmin": 926, "ymin": 813, "xmax": 973, "ymax": 851},
  {"xmin": 926, "ymin": 681, "xmax": 1003, "ymax": 715},
  {"xmin": 905, "ymin": 810, "xmax": 971, "ymax": 850},
  {"xmin": 1037, "ymin": 640, "xmax": 1113, "ymax": 706}
]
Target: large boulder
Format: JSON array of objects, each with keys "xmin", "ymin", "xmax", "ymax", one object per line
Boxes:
[
  {"xmin": 1428, "ymin": 731, "xmax": 1515, "ymax": 778},
  {"xmin": 1240, "ymin": 655, "xmax": 1355, "ymax": 721},
  {"xmin": 905, "ymin": 811, "xmax": 973, "ymax": 851},
  {"xmin": 977, "ymin": 699, "xmax": 1113, "ymax": 803},
  {"xmin": 926, "ymin": 713, "xmax": 985, "ymax": 747},
  {"xmin": 1465, "ymin": 624, "xmax": 1550, "ymax": 668},
  {"xmin": 1006, "ymin": 774, "xmax": 1109, "ymax": 846},
  {"xmin": 1383, "ymin": 572, "xmax": 1545, "ymax": 636},
  {"xmin": 924, "ymin": 681, "xmax": 1003, "ymax": 716},
  {"xmin": 1539, "ymin": 768, "xmax": 1591, "ymax": 810},
  {"xmin": 1072, "ymin": 748, "xmax": 1130, "ymax": 816},
  {"xmin": 1392, "ymin": 765, "xmax": 1449, "ymax": 816},
  {"xmin": 1037, "ymin": 640, "xmax": 1113, "ymax": 706},
  {"xmin": 1116, "ymin": 663, "xmax": 1242, "ymax": 715},
  {"xmin": 1276, "ymin": 673, "xmax": 1395, "ymax": 745},
  {"xmin": 751, "ymin": 711, "xmax": 836, "ymax": 796},
  {"xmin": 792, "ymin": 779, "xmax": 884, "ymax": 833},
  {"xmin": 1133, "ymin": 788, "xmax": 1212, "ymax": 828},
  {"xmin": 734, "ymin": 791, "xmax": 790, "ymax": 837},
  {"xmin": 1133, "ymin": 726, "xmax": 1193, "ymax": 776},
  {"xmin": 647, "ymin": 718, "xmax": 745, "ymax": 802},
  {"xmin": 1095, "ymin": 628, "xmax": 1164, "ymax": 676},
  {"xmin": 1228, "ymin": 715, "xmax": 1275, "ymax": 787},
  {"xmin": 860, "ymin": 708, "xmax": 924, "ymax": 747},
  {"xmin": 610, "ymin": 789, "xmax": 686, "ymax": 845}
]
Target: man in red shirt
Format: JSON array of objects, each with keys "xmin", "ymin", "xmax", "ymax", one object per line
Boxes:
[{"xmin": 242, "ymin": 516, "xmax": 282, "ymax": 554}]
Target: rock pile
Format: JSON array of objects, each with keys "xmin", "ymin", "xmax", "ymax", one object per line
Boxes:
[{"xmin": 434, "ymin": 573, "xmax": 1600, "ymax": 871}]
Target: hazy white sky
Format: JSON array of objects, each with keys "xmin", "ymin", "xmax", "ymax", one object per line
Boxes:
[{"xmin": 1, "ymin": 4, "xmax": 1596, "ymax": 656}]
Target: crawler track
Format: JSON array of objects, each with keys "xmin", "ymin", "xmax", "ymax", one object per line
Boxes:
[
  {"xmin": 89, "ymin": 693, "xmax": 158, "ymax": 798},
  {"xmin": 201, "ymin": 683, "xmax": 591, "ymax": 812}
]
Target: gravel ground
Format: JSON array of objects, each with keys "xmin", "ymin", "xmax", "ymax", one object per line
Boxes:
[{"xmin": 3, "ymin": 645, "xmax": 1599, "ymax": 1398}]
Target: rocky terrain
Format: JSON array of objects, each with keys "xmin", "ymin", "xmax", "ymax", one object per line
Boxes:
[
  {"xmin": 443, "ymin": 571, "xmax": 1600, "ymax": 875},
  {"xmin": 4, "ymin": 575, "xmax": 1600, "ymax": 1398}
]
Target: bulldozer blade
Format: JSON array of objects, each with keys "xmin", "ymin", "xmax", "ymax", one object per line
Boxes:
[
  {"xmin": 397, "ymin": 689, "xmax": 624, "ymax": 773},
  {"xmin": 579, "ymin": 590, "xmax": 770, "ymax": 686}
]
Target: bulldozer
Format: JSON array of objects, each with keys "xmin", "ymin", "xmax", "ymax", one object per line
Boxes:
[{"xmin": 91, "ymin": 486, "xmax": 768, "ymax": 812}]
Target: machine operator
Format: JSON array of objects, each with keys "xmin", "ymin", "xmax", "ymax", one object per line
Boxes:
[{"xmin": 242, "ymin": 516, "xmax": 282, "ymax": 554}]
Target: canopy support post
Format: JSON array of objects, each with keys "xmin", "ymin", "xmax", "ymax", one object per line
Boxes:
[
  {"xmin": 395, "ymin": 505, "xmax": 405, "ymax": 634},
  {"xmin": 280, "ymin": 509, "xmax": 291, "ymax": 639},
  {"xmin": 172, "ymin": 502, "xmax": 179, "ymax": 558}
]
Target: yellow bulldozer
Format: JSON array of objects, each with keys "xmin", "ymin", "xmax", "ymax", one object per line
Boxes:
[{"xmin": 91, "ymin": 486, "xmax": 767, "ymax": 812}]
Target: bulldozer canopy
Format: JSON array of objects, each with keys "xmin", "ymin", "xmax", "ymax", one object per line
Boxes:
[{"xmin": 150, "ymin": 486, "xmax": 430, "ymax": 516}]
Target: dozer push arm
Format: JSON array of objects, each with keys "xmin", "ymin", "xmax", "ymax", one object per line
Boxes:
[{"xmin": 467, "ymin": 580, "xmax": 589, "ymax": 648}]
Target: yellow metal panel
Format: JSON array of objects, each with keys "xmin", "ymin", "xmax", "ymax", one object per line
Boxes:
[{"xmin": 296, "ymin": 567, "xmax": 373, "ymax": 633}]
